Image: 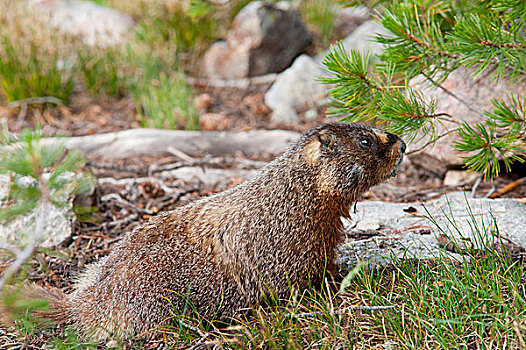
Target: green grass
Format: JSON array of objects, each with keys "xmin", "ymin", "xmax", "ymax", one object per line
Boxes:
[
  {"xmin": 77, "ymin": 46, "xmax": 129, "ymax": 99},
  {"xmin": 0, "ymin": 0, "xmax": 216, "ymax": 129},
  {"xmin": 4, "ymin": 201, "xmax": 526, "ymax": 348},
  {"xmin": 351, "ymin": 254, "xmax": 525, "ymax": 348},
  {"xmin": 0, "ymin": 36, "xmax": 75, "ymax": 104},
  {"xmin": 170, "ymin": 249, "xmax": 525, "ymax": 349},
  {"xmin": 0, "ymin": 0, "xmax": 338, "ymax": 130},
  {"xmin": 299, "ymin": 0, "xmax": 337, "ymax": 47},
  {"xmin": 133, "ymin": 68, "xmax": 199, "ymax": 130},
  {"xmin": 51, "ymin": 331, "xmax": 99, "ymax": 350},
  {"xmin": 133, "ymin": 2, "xmax": 217, "ymax": 59}
]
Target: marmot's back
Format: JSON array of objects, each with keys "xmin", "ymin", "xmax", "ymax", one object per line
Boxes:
[{"xmin": 29, "ymin": 123, "xmax": 406, "ymax": 340}]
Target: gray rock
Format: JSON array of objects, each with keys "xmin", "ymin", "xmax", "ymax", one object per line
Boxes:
[
  {"xmin": 203, "ymin": 1, "xmax": 312, "ymax": 79},
  {"xmin": 408, "ymin": 68, "xmax": 526, "ymax": 166},
  {"xmin": 317, "ymin": 20, "xmax": 391, "ymax": 63},
  {"xmin": 340, "ymin": 192, "xmax": 526, "ymax": 269},
  {"xmin": 32, "ymin": 0, "xmax": 133, "ymax": 47},
  {"xmin": 443, "ymin": 170, "xmax": 479, "ymax": 187},
  {"xmin": 332, "ymin": 6, "xmax": 370, "ymax": 40},
  {"xmin": 264, "ymin": 54, "xmax": 325, "ymax": 124},
  {"xmin": 270, "ymin": 104, "xmax": 300, "ymax": 124},
  {"xmin": 0, "ymin": 174, "xmax": 75, "ymax": 248}
]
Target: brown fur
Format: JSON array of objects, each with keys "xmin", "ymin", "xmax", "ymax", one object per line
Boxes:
[{"xmin": 12, "ymin": 123, "xmax": 405, "ymax": 340}]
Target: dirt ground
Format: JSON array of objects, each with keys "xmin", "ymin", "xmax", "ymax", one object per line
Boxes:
[{"xmin": 1, "ymin": 81, "xmax": 526, "ymax": 349}]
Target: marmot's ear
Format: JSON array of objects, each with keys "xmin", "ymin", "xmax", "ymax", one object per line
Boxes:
[{"xmin": 317, "ymin": 129, "xmax": 338, "ymax": 154}]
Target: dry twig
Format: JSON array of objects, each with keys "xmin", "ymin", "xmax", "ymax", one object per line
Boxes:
[
  {"xmin": 98, "ymin": 177, "xmax": 177, "ymax": 194},
  {"xmin": 489, "ymin": 176, "xmax": 526, "ymax": 198}
]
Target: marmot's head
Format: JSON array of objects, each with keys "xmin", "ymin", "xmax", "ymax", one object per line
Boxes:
[{"xmin": 300, "ymin": 123, "xmax": 406, "ymax": 199}]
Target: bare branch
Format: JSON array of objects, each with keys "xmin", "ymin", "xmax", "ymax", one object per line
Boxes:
[
  {"xmin": 7, "ymin": 96, "xmax": 63, "ymax": 108},
  {"xmin": 422, "ymin": 74, "xmax": 485, "ymax": 118},
  {"xmin": 98, "ymin": 177, "xmax": 177, "ymax": 194},
  {"xmin": 406, "ymin": 127, "xmax": 459, "ymax": 155}
]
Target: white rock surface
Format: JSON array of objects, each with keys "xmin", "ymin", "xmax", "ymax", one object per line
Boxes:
[
  {"xmin": 340, "ymin": 192, "xmax": 526, "ymax": 269},
  {"xmin": 0, "ymin": 174, "xmax": 75, "ymax": 248},
  {"xmin": 32, "ymin": 0, "xmax": 133, "ymax": 47},
  {"xmin": 317, "ymin": 20, "xmax": 391, "ymax": 63}
]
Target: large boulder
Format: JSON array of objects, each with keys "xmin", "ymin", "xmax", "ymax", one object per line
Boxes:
[
  {"xmin": 203, "ymin": 1, "xmax": 312, "ymax": 79},
  {"xmin": 407, "ymin": 68, "xmax": 526, "ymax": 168}
]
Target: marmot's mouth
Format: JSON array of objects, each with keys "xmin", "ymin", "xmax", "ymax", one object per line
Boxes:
[{"xmin": 387, "ymin": 153, "xmax": 404, "ymax": 178}]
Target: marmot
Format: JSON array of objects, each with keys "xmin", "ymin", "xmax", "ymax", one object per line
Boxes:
[{"xmin": 13, "ymin": 123, "xmax": 405, "ymax": 340}]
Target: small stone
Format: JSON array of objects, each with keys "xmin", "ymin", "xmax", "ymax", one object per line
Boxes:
[
  {"xmin": 355, "ymin": 219, "xmax": 381, "ymax": 231},
  {"xmin": 193, "ymin": 93, "xmax": 215, "ymax": 113},
  {"xmin": 199, "ymin": 113, "xmax": 231, "ymax": 131},
  {"xmin": 304, "ymin": 109, "xmax": 318, "ymax": 120},
  {"xmin": 443, "ymin": 170, "xmax": 479, "ymax": 187},
  {"xmin": 270, "ymin": 105, "xmax": 299, "ymax": 124}
]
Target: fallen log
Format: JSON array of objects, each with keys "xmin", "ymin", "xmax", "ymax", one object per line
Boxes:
[{"xmin": 41, "ymin": 128, "xmax": 300, "ymax": 159}]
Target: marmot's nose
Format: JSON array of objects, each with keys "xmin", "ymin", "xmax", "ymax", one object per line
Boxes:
[{"xmin": 399, "ymin": 140, "xmax": 406, "ymax": 154}]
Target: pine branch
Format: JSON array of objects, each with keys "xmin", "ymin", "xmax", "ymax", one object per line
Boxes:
[
  {"xmin": 376, "ymin": 1, "xmax": 460, "ymax": 80},
  {"xmin": 449, "ymin": 13, "xmax": 526, "ymax": 80},
  {"xmin": 327, "ymin": 0, "xmax": 526, "ymax": 180},
  {"xmin": 403, "ymin": 112, "xmax": 457, "ymax": 124}
]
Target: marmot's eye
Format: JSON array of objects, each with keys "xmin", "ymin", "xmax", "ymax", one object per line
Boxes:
[{"xmin": 358, "ymin": 138, "xmax": 375, "ymax": 148}]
